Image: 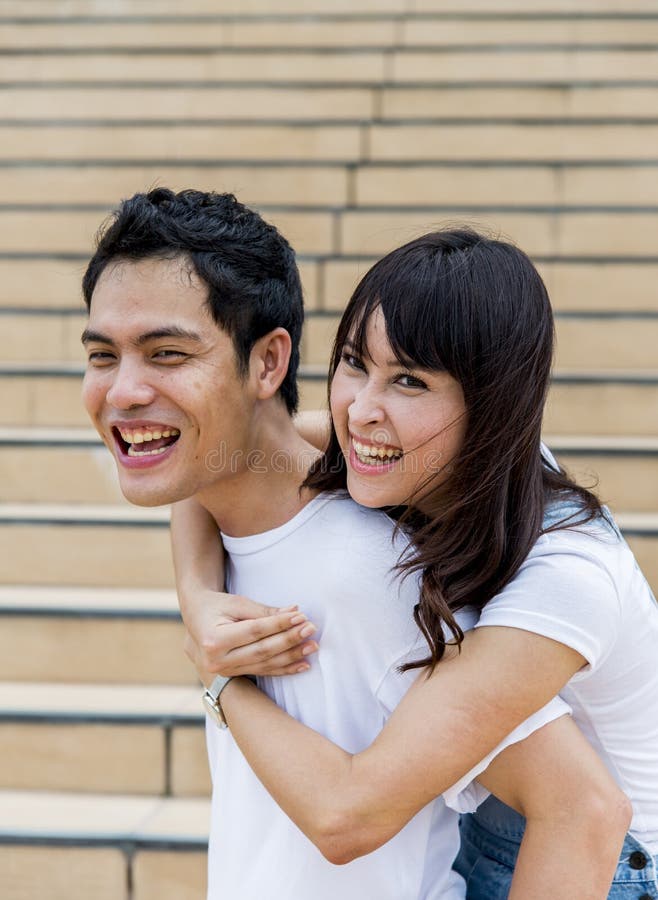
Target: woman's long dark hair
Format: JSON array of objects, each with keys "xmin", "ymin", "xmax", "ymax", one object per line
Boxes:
[{"xmin": 304, "ymin": 228, "xmax": 605, "ymax": 671}]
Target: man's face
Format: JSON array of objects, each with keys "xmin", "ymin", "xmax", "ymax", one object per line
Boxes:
[{"xmin": 82, "ymin": 256, "xmax": 253, "ymax": 507}]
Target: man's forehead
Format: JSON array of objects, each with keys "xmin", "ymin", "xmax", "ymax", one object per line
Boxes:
[
  {"xmin": 86, "ymin": 256, "xmax": 222, "ymax": 342},
  {"xmin": 97, "ymin": 254, "xmax": 205, "ymax": 291}
]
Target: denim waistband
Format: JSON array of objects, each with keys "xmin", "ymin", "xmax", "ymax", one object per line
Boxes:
[{"xmin": 461, "ymin": 802, "xmax": 658, "ymax": 887}]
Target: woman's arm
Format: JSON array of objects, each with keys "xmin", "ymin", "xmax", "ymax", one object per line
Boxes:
[
  {"xmin": 213, "ymin": 625, "xmax": 607, "ymax": 861},
  {"xmin": 293, "ymin": 409, "xmax": 331, "ymax": 450},
  {"xmin": 479, "ymin": 716, "xmax": 631, "ymax": 900},
  {"xmin": 171, "ymin": 497, "xmax": 318, "ymax": 676}
]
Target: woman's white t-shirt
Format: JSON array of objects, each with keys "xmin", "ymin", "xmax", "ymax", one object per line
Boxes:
[{"xmin": 474, "ymin": 504, "xmax": 658, "ymax": 851}]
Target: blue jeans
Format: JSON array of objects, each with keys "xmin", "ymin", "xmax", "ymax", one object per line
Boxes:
[{"xmin": 453, "ymin": 796, "xmax": 658, "ymax": 899}]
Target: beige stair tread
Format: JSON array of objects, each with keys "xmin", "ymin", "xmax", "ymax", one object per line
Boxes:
[
  {"xmin": 614, "ymin": 512, "xmax": 658, "ymax": 531},
  {"xmin": 0, "ymin": 585, "xmax": 178, "ymax": 613},
  {"xmin": 545, "ymin": 435, "xmax": 658, "ymax": 452},
  {"xmin": 0, "ymin": 682, "xmax": 199, "ymax": 719},
  {"xmin": 0, "ymin": 427, "xmax": 100, "ymax": 444},
  {"xmin": 0, "ymin": 503, "xmax": 170, "ymax": 524},
  {"xmin": 1, "ymin": 428, "xmax": 657, "ymax": 454},
  {"xmin": 0, "ymin": 790, "xmax": 209, "ymax": 844}
]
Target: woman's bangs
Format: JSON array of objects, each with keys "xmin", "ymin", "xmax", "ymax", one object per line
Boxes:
[{"xmin": 379, "ymin": 279, "xmax": 451, "ymax": 374}]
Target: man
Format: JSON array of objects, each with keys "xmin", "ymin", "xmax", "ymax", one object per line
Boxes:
[{"xmin": 81, "ymin": 189, "xmax": 567, "ymax": 899}]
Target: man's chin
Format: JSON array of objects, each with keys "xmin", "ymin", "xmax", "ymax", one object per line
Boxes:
[{"xmin": 118, "ymin": 479, "xmax": 182, "ymax": 508}]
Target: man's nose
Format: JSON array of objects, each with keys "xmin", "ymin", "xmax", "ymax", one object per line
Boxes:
[{"xmin": 105, "ymin": 360, "xmax": 156, "ymax": 410}]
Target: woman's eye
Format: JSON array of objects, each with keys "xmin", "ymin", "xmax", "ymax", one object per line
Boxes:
[
  {"xmin": 397, "ymin": 373, "xmax": 427, "ymax": 389},
  {"xmin": 341, "ymin": 351, "xmax": 364, "ymax": 371}
]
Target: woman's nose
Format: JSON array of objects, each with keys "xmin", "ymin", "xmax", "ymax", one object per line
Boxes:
[{"xmin": 348, "ymin": 382, "xmax": 386, "ymax": 428}]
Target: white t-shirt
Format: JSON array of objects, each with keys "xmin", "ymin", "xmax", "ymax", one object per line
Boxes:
[
  {"xmin": 474, "ymin": 501, "xmax": 658, "ymax": 852},
  {"xmin": 206, "ymin": 492, "xmax": 569, "ymax": 900}
]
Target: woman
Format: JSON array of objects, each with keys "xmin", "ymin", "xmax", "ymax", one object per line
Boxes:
[{"xmin": 173, "ymin": 229, "xmax": 657, "ymax": 897}]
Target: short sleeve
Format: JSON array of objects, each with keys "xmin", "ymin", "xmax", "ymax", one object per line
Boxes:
[
  {"xmin": 475, "ymin": 535, "xmax": 622, "ymax": 671},
  {"xmin": 442, "ymin": 695, "xmax": 572, "ymax": 813}
]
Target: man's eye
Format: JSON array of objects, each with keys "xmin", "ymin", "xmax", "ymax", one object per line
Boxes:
[
  {"xmin": 153, "ymin": 350, "xmax": 186, "ymax": 360},
  {"xmin": 87, "ymin": 351, "xmax": 114, "ymax": 364}
]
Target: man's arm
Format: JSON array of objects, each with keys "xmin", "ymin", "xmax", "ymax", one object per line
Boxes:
[
  {"xmin": 215, "ymin": 626, "xmax": 606, "ymax": 863},
  {"xmin": 171, "ymin": 497, "xmax": 318, "ymax": 676},
  {"xmin": 479, "ymin": 716, "xmax": 630, "ymax": 900}
]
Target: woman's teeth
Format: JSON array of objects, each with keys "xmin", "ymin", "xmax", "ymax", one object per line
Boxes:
[{"xmin": 353, "ymin": 439, "xmax": 402, "ymax": 465}]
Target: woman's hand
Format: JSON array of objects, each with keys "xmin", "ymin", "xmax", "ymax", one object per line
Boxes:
[
  {"xmin": 171, "ymin": 498, "xmax": 319, "ymax": 678},
  {"xmin": 182, "ymin": 588, "xmax": 319, "ymax": 678}
]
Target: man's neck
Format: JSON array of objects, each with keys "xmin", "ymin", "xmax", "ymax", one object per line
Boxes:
[{"xmin": 196, "ymin": 412, "xmax": 322, "ymax": 538}]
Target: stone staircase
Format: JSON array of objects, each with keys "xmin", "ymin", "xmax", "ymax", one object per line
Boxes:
[{"xmin": 1, "ymin": 1, "xmax": 658, "ymax": 897}]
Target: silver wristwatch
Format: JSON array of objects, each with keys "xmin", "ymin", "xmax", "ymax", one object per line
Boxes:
[{"xmin": 202, "ymin": 675, "xmax": 234, "ymax": 729}]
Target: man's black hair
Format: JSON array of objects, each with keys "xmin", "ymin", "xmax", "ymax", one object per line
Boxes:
[{"xmin": 82, "ymin": 188, "xmax": 303, "ymax": 413}]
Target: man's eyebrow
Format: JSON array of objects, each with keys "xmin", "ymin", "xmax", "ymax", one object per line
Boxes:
[
  {"xmin": 81, "ymin": 326, "xmax": 203, "ymax": 346},
  {"xmin": 135, "ymin": 327, "xmax": 203, "ymax": 345},
  {"xmin": 81, "ymin": 328, "xmax": 112, "ymax": 346}
]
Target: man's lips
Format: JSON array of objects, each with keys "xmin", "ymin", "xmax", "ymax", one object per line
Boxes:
[{"xmin": 111, "ymin": 424, "xmax": 181, "ymax": 467}]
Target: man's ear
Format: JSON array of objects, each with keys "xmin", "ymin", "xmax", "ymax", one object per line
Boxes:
[{"xmin": 249, "ymin": 328, "xmax": 292, "ymax": 401}]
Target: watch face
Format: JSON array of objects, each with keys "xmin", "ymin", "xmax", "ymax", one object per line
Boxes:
[{"xmin": 203, "ymin": 691, "xmax": 228, "ymax": 729}]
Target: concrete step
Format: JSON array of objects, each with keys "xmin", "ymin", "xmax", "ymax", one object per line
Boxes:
[
  {"xmin": 7, "ymin": 17, "xmax": 658, "ymax": 51},
  {"xmin": 0, "ymin": 428, "xmax": 124, "ymax": 504},
  {"xmin": 381, "ymin": 84, "xmax": 658, "ymax": 120},
  {"xmin": 0, "ymin": 86, "xmax": 376, "ymax": 123},
  {"xmin": 0, "ymin": 256, "xmax": 320, "ymax": 310},
  {"xmin": 0, "ymin": 586, "xmax": 189, "ymax": 682},
  {"xmin": 0, "ymin": 206, "xmax": 338, "ymax": 256},
  {"xmin": 5, "ymin": 206, "xmax": 658, "ymax": 259},
  {"xmin": 368, "ymin": 122, "xmax": 658, "ymax": 161},
  {"xmin": 354, "ymin": 164, "xmax": 658, "ymax": 207},
  {"xmin": 0, "ymin": 123, "xmax": 363, "ymax": 164},
  {"xmin": 0, "ymin": 162, "xmax": 353, "ymax": 207},
  {"xmin": 337, "ymin": 208, "xmax": 658, "ymax": 258},
  {"xmin": 3, "ymin": 122, "xmax": 658, "ymax": 165},
  {"xmin": 4, "ymin": 47, "xmax": 658, "ymax": 84},
  {"xmin": 4, "ymin": 85, "xmax": 658, "ymax": 125},
  {"xmin": 0, "ymin": 363, "xmax": 326, "ymax": 426},
  {"xmin": 549, "ymin": 436, "xmax": 658, "ymax": 514},
  {"xmin": 3, "ymin": 428, "xmax": 658, "ymax": 512},
  {"xmin": 0, "ymin": 790, "xmax": 207, "ymax": 900},
  {"xmin": 0, "ymin": 504, "xmax": 174, "ymax": 587},
  {"xmin": 7, "ymin": 0, "xmax": 658, "ymax": 13},
  {"xmin": 1, "ymin": 256, "xmax": 658, "ymax": 315},
  {"xmin": 609, "ymin": 512, "xmax": 658, "ymax": 593},
  {"xmin": 4, "ymin": 162, "xmax": 658, "ymax": 209},
  {"xmin": 2, "ymin": 364, "xmax": 658, "ymax": 434},
  {"xmin": 6, "ymin": 308, "xmax": 657, "ymax": 369},
  {"xmin": 0, "ymin": 681, "xmax": 208, "ymax": 796},
  {"xmin": 302, "ymin": 311, "xmax": 658, "ymax": 371},
  {"xmin": 0, "ymin": 49, "xmax": 388, "ymax": 84}
]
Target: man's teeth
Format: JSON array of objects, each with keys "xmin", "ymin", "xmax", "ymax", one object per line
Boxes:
[
  {"xmin": 119, "ymin": 427, "xmax": 179, "ymax": 443},
  {"xmin": 117, "ymin": 427, "xmax": 180, "ymax": 457},
  {"xmin": 127, "ymin": 445, "xmax": 169, "ymax": 457},
  {"xmin": 353, "ymin": 440, "xmax": 402, "ymax": 464}
]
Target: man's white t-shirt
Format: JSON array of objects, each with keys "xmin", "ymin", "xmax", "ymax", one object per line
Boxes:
[
  {"xmin": 474, "ymin": 502, "xmax": 658, "ymax": 852},
  {"xmin": 206, "ymin": 493, "xmax": 569, "ymax": 899}
]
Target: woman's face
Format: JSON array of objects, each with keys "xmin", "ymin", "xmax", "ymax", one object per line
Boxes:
[{"xmin": 330, "ymin": 308, "xmax": 467, "ymax": 513}]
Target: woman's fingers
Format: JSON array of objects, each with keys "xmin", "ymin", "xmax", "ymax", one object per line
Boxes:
[
  {"xmin": 227, "ymin": 635, "xmax": 319, "ymax": 674},
  {"xmin": 194, "ymin": 611, "xmax": 319, "ymax": 676},
  {"xmin": 219, "ymin": 593, "xmax": 295, "ymax": 621}
]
